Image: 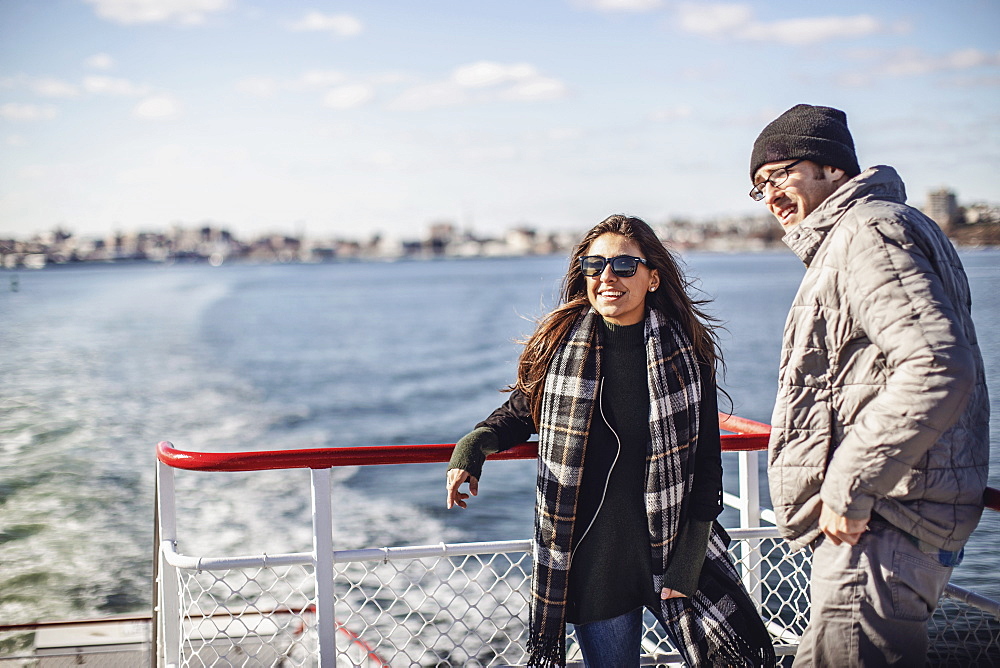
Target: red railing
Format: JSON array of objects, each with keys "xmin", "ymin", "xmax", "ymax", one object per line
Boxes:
[
  {"xmin": 156, "ymin": 412, "xmax": 769, "ymax": 472},
  {"xmin": 155, "ymin": 413, "xmax": 999, "ymax": 511}
]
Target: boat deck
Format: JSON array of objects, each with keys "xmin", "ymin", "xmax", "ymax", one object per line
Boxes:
[{"xmin": 2, "ymin": 415, "xmax": 997, "ymax": 666}]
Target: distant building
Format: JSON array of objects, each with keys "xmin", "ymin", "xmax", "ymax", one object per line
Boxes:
[
  {"xmin": 427, "ymin": 222, "xmax": 456, "ymax": 255},
  {"xmin": 925, "ymin": 188, "xmax": 961, "ymax": 231},
  {"xmin": 505, "ymin": 227, "xmax": 537, "ymax": 255},
  {"xmin": 964, "ymin": 202, "xmax": 1000, "ymax": 226}
]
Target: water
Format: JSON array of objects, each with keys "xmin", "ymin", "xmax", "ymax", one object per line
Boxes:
[{"xmin": 1, "ymin": 251, "xmax": 997, "ymax": 626}]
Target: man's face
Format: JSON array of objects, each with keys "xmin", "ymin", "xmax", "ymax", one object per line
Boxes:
[{"xmin": 753, "ymin": 159, "xmax": 842, "ymax": 229}]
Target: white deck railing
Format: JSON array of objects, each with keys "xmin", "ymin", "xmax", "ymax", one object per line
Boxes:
[{"xmin": 153, "ymin": 418, "xmax": 1000, "ymax": 667}]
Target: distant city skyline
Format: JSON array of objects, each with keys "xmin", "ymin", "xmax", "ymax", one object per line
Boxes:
[
  {"xmin": 5, "ymin": 185, "xmax": 998, "ymax": 269},
  {"xmin": 7, "ymin": 182, "xmax": 996, "ymax": 245},
  {"xmin": 2, "ymin": 0, "xmax": 998, "ymax": 241}
]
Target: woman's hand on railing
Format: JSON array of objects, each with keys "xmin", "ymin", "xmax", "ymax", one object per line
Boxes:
[{"xmin": 446, "ymin": 468, "xmax": 479, "ymax": 509}]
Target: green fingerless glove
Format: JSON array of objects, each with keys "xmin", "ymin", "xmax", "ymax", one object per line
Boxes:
[{"xmin": 447, "ymin": 427, "xmax": 500, "ymax": 481}]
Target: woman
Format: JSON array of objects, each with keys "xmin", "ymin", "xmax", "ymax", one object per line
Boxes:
[{"xmin": 446, "ymin": 215, "xmax": 774, "ymax": 667}]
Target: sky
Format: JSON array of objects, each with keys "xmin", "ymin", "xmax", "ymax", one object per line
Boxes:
[{"xmin": 1, "ymin": 0, "xmax": 998, "ymax": 242}]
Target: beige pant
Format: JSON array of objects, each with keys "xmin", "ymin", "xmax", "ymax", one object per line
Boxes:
[{"xmin": 793, "ymin": 520, "xmax": 953, "ymax": 668}]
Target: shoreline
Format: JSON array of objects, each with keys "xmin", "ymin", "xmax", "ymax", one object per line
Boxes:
[{"xmin": 3, "ymin": 238, "xmax": 998, "ymax": 272}]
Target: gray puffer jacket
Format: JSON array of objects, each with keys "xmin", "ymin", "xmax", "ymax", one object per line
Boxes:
[{"xmin": 768, "ymin": 165, "xmax": 990, "ymax": 552}]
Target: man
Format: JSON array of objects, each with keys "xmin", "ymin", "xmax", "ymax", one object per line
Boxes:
[{"xmin": 750, "ymin": 104, "xmax": 990, "ymax": 666}]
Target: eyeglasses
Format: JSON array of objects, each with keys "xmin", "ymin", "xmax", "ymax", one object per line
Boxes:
[
  {"xmin": 749, "ymin": 158, "xmax": 806, "ymax": 201},
  {"xmin": 579, "ymin": 255, "xmax": 648, "ymax": 278}
]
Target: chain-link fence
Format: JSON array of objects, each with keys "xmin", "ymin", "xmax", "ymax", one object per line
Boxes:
[
  {"xmin": 149, "ymin": 438, "xmax": 999, "ymax": 667},
  {"xmin": 1, "ymin": 537, "xmax": 995, "ymax": 665},
  {"xmin": 158, "ymin": 531, "xmax": 1000, "ymax": 667},
  {"xmin": 173, "ymin": 562, "xmax": 318, "ymax": 667}
]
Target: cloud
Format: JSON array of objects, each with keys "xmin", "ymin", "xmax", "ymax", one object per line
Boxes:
[
  {"xmin": 501, "ymin": 77, "xmax": 568, "ymax": 101},
  {"xmin": 0, "ymin": 74, "xmax": 148, "ymax": 98},
  {"xmin": 83, "ymin": 76, "xmax": 151, "ymax": 96},
  {"xmin": 0, "ymin": 103, "xmax": 58, "ymax": 121},
  {"xmin": 84, "ymin": 0, "xmax": 232, "ymax": 25},
  {"xmin": 389, "ymin": 61, "xmax": 568, "ymax": 110},
  {"xmin": 840, "ymin": 47, "xmax": 1000, "ymax": 86},
  {"xmin": 547, "ymin": 127, "xmax": 583, "ymax": 141},
  {"xmin": 133, "ymin": 95, "xmax": 181, "ymax": 120},
  {"xmin": 31, "ymin": 78, "xmax": 80, "ymax": 98},
  {"xmin": 649, "ymin": 105, "xmax": 694, "ymax": 122},
  {"xmin": 741, "ymin": 15, "xmax": 883, "ymax": 45},
  {"xmin": 882, "ymin": 47, "xmax": 1000, "ymax": 76},
  {"xmin": 298, "ymin": 70, "xmax": 349, "ymax": 89},
  {"xmin": 0, "ymin": 75, "xmax": 79, "ymax": 97},
  {"xmin": 388, "ymin": 81, "xmax": 468, "ymax": 112},
  {"xmin": 572, "ymin": 0, "xmax": 664, "ymax": 11},
  {"xmin": 676, "ymin": 2, "xmax": 751, "ymax": 35},
  {"xmin": 454, "ymin": 61, "xmax": 569, "ymax": 101},
  {"xmin": 369, "ymin": 72, "xmax": 413, "ymax": 86},
  {"xmin": 85, "ymin": 53, "xmax": 116, "ymax": 70},
  {"xmin": 453, "ymin": 62, "xmax": 539, "ymax": 88},
  {"xmin": 235, "ymin": 71, "xmax": 350, "ymax": 98},
  {"xmin": 363, "ymin": 150, "xmax": 400, "ymax": 168},
  {"xmin": 235, "ymin": 77, "xmax": 279, "ymax": 98},
  {"xmin": 288, "ymin": 11, "xmax": 363, "ymax": 37},
  {"xmin": 675, "ymin": 3, "xmax": 891, "ymax": 45},
  {"xmin": 323, "ymin": 84, "xmax": 375, "ymax": 109},
  {"xmin": 943, "ymin": 74, "xmax": 1000, "ymax": 89},
  {"xmin": 233, "ymin": 63, "xmax": 565, "ymax": 112}
]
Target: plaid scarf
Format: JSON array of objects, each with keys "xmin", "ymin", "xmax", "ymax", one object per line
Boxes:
[{"xmin": 527, "ymin": 308, "xmax": 775, "ymax": 667}]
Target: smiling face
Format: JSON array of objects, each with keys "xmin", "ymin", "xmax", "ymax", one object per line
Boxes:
[
  {"xmin": 754, "ymin": 159, "xmax": 845, "ymax": 229},
  {"xmin": 583, "ymin": 233, "xmax": 659, "ymax": 326}
]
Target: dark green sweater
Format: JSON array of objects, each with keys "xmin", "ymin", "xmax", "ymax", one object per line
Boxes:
[
  {"xmin": 567, "ymin": 319, "xmax": 656, "ymax": 622},
  {"xmin": 565, "ymin": 320, "xmax": 710, "ymax": 623},
  {"xmin": 449, "ymin": 319, "xmax": 713, "ymax": 623}
]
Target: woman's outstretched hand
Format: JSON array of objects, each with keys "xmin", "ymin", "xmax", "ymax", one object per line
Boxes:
[
  {"xmin": 446, "ymin": 468, "xmax": 479, "ymax": 509},
  {"xmin": 661, "ymin": 588, "xmax": 687, "ymax": 600}
]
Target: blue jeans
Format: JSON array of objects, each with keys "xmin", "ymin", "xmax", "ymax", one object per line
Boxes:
[{"xmin": 574, "ymin": 607, "xmax": 644, "ymax": 668}]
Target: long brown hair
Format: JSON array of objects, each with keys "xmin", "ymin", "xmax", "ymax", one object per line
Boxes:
[{"xmin": 514, "ymin": 214, "xmax": 723, "ymax": 423}]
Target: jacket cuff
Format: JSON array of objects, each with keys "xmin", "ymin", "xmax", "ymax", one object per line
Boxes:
[
  {"xmin": 447, "ymin": 427, "xmax": 499, "ymax": 481},
  {"xmin": 820, "ymin": 475, "xmax": 876, "ymax": 520},
  {"xmin": 661, "ymin": 520, "xmax": 712, "ymax": 598}
]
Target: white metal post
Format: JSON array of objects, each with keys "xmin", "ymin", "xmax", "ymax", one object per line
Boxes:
[
  {"xmin": 156, "ymin": 461, "xmax": 181, "ymax": 668},
  {"xmin": 738, "ymin": 450, "xmax": 764, "ymax": 604},
  {"xmin": 311, "ymin": 468, "xmax": 337, "ymax": 667}
]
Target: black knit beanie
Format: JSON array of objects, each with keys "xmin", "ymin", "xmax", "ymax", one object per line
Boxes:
[{"xmin": 750, "ymin": 104, "xmax": 860, "ymax": 182}]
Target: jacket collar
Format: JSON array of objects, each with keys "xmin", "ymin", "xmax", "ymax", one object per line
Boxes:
[{"xmin": 782, "ymin": 165, "xmax": 907, "ymax": 266}]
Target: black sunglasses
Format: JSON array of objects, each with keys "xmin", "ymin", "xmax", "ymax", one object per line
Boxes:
[{"xmin": 579, "ymin": 255, "xmax": 648, "ymax": 278}]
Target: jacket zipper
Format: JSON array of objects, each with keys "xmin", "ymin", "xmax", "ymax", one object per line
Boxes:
[{"xmin": 569, "ymin": 378, "xmax": 621, "ymax": 566}]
